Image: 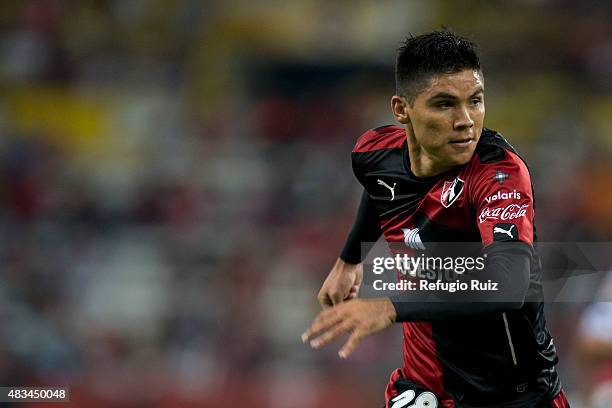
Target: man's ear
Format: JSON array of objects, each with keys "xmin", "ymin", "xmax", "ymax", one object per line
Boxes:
[{"xmin": 391, "ymin": 95, "xmax": 410, "ymax": 124}]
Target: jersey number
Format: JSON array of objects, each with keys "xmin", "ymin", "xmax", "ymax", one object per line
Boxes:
[{"xmin": 390, "ymin": 390, "xmax": 438, "ymax": 408}]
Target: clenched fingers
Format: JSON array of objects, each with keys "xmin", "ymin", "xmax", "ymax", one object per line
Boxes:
[
  {"xmin": 347, "ymin": 284, "xmax": 359, "ymax": 299},
  {"xmin": 317, "ymin": 288, "xmax": 345, "ymax": 308}
]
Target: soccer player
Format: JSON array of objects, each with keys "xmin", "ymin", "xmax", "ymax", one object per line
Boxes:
[{"xmin": 302, "ymin": 31, "xmax": 570, "ymax": 407}]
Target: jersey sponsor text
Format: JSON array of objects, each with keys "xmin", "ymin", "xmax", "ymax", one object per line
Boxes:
[
  {"xmin": 484, "ymin": 190, "xmax": 522, "ymax": 203},
  {"xmin": 479, "ymin": 203, "xmax": 528, "ymax": 224}
]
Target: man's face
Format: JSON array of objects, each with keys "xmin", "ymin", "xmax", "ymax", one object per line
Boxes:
[{"xmin": 396, "ymin": 69, "xmax": 485, "ymax": 169}]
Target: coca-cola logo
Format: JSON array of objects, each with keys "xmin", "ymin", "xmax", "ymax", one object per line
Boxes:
[{"xmin": 479, "ymin": 204, "xmax": 528, "ymax": 224}]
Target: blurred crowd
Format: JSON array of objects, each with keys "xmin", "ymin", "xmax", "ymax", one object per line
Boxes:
[{"xmin": 0, "ymin": 1, "xmax": 610, "ymax": 407}]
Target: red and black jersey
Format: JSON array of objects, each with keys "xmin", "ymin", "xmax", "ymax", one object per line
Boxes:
[{"xmin": 351, "ymin": 125, "xmax": 562, "ymax": 407}]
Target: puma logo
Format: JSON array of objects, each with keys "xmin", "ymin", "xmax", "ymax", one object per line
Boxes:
[
  {"xmin": 493, "ymin": 224, "xmax": 515, "ymax": 238},
  {"xmin": 377, "ymin": 179, "xmax": 396, "ymax": 201}
]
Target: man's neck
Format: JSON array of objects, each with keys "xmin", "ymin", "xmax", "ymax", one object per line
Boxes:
[{"xmin": 405, "ymin": 130, "xmax": 453, "ymax": 178}]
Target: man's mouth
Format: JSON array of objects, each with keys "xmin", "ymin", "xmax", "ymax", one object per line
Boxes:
[{"xmin": 449, "ymin": 138, "xmax": 473, "ymax": 148}]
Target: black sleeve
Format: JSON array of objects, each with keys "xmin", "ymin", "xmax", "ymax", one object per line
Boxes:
[
  {"xmin": 391, "ymin": 242, "xmax": 532, "ymax": 322},
  {"xmin": 339, "ymin": 190, "xmax": 383, "ymax": 264}
]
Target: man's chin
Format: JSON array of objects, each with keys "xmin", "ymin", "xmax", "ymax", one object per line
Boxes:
[{"xmin": 448, "ymin": 151, "xmax": 476, "ymax": 167}]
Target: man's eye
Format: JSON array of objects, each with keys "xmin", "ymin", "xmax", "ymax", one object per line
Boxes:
[
  {"xmin": 471, "ymin": 98, "xmax": 482, "ymax": 105},
  {"xmin": 436, "ymin": 101, "xmax": 452, "ymax": 108}
]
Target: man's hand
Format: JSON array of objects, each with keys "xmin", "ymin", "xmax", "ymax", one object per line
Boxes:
[
  {"xmin": 317, "ymin": 258, "xmax": 363, "ymax": 308},
  {"xmin": 302, "ymin": 298, "xmax": 397, "ymax": 359}
]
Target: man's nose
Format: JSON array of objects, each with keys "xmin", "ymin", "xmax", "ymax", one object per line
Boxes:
[{"xmin": 454, "ymin": 107, "xmax": 474, "ymax": 130}]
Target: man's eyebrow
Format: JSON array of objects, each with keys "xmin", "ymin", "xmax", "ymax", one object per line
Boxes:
[
  {"xmin": 470, "ymin": 86, "xmax": 484, "ymax": 97},
  {"xmin": 428, "ymin": 92, "xmax": 458, "ymax": 100},
  {"xmin": 428, "ymin": 87, "xmax": 485, "ymax": 101}
]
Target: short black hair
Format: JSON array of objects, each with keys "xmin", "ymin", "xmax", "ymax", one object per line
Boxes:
[{"xmin": 395, "ymin": 30, "xmax": 481, "ymax": 103}]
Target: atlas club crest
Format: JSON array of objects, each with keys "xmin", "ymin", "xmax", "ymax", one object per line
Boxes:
[{"xmin": 441, "ymin": 176, "xmax": 465, "ymax": 208}]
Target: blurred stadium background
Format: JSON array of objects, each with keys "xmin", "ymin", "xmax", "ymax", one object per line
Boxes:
[{"xmin": 0, "ymin": 1, "xmax": 610, "ymax": 407}]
